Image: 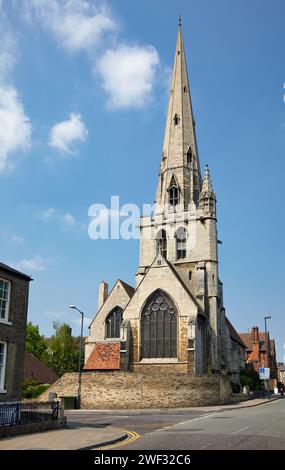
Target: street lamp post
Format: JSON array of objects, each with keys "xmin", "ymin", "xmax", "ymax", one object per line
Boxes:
[
  {"xmin": 70, "ymin": 305, "xmax": 84, "ymax": 409},
  {"xmin": 264, "ymin": 315, "xmax": 271, "ymax": 400}
]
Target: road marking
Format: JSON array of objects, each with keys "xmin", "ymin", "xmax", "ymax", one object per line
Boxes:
[
  {"xmin": 156, "ymin": 412, "xmax": 220, "ymax": 432},
  {"xmin": 96, "ymin": 430, "xmax": 140, "ymax": 450},
  {"xmin": 230, "ymin": 426, "xmax": 249, "ymax": 435}
]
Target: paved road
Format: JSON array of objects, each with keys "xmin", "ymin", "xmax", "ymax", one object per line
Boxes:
[
  {"xmin": 66, "ymin": 399, "xmax": 285, "ymax": 450},
  {"xmin": 123, "ymin": 399, "xmax": 285, "ymax": 450},
  {"xmin": 65, "ymin": 408, "xmax": 207, "ymax": 437}
]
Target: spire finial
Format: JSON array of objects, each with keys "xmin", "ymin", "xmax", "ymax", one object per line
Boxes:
[{"xmin": 178, "ymin": 15, "xmax": 182, "ymax": 27}]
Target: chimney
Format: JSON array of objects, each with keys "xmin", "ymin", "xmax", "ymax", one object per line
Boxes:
[
  {"xmin": 97, "ymin": 281, "xmax": 108, "ymax": 310},
  {"xmin": 251, "ymin": 326, "xmax": 259, "ymax": 343}
]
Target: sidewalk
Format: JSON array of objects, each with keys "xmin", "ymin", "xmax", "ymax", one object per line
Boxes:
[
  {"xmin": 0, "ymin": 425, "xmax": 127, "ymax": 450},
  {"xmin": 66, "ymin": 396, "xmax": 281, "ymax": 414}
]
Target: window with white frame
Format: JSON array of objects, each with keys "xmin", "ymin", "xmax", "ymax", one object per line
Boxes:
[
  {"xmin": 0, "ymin": 342, "xmax": 7, "ymax": 391},
  {"xmin": 0, "ymin": 279, "xmax": 10, "ymax": 322}
]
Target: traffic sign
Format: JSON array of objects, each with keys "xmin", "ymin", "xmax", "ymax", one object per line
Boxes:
[{"xmin": 259, "ymin": 367, "xmax": 270, "ymax": 380}]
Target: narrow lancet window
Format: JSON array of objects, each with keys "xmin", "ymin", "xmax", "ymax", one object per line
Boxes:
[
  {"xmin": 173, "ymin": 114, "xmax": 180, "ymax": 126},
  {"xmin": 168, "ymin": 176, "xmax": 180, "ymax": 207},
  {"xmin": 187, "ymin": 146, "xmax": 192, "ymax": 163},
  {"xmin": 156, "ymin": 230, "xmax": 167, "ymax": 258}
]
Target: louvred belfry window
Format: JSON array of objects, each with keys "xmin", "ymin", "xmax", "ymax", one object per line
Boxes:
[
  {"xmin": 106, "ymin": 307, "xmax": 123, "ymax": 338},
  {"xmin": 141, "ymin": 290, "xmax": 177, "ymax": 358},
  {"xmin": 175, "ymin": 227, "xmax": 187, "ymax": 260}
]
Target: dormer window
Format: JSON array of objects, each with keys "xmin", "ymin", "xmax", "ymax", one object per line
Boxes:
[{"xmin": 173, "ymin": 114, "xmax": 180, "ymax": 126}]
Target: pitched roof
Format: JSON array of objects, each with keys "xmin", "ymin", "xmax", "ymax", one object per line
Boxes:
[
  {"xmin": 239, "ymin": 332, "xmax": 275, "ymax": 354},
  {"xmin": 165, "ymin": 259, "xmax": 205, "ymax": 316},
  {"xmin": 225, "ymin": 317, "xmax": 245, "ymax": 347},
  {"xmin": 119, "ymin": 279, "xmax": 135, "ymax": 298},
  {"xmin": 0, "ymin": 262, "xmax": 33, "ymax": 281},
  {"xmin": 24, "ymin": 352, "xmax": 59, "ymax": 384}
]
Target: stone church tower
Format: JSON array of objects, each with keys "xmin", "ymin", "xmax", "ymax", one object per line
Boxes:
[{"xmin": 85, "ymin": 21, "xmax": 244, "ymax": 383}]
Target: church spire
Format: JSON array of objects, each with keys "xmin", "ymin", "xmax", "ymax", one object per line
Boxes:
[{"xmin": 155, "ymin": 21, "xmax": 202, "ymax": 212}]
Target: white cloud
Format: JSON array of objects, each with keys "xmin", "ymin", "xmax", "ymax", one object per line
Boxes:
[
  {"xmin": 15, "ymin": 255, "xmax": 50, "ymax": 272},
  {"xmin": 49, "ymin": 113, "xmax": 88, "ymax": 154},
  {"xmin": 0, "ymin": 4, "xmax": 32, "ymax": 172},
  {"xmin": 0, "ymin": 86, "xmax": 32, "ymax": 172},
  {"xmin": 40, "ymin": 207, "xmax": 56, "ymax": 221},
  {"xmin": 62, "ymin": 213, "xmax": 76, "ymax": 226},
  {"xmin": 97, "ymin": 45, "xmax": 160, "ymax": 109},
  {"xmin": 21, "ymin": 0, "xmax": 116, "ymax": 53},
  {"xmin": 39, "ymin": 207, "xmax": 80, "ymax": 230},
  {"xmin": 10, "ymin": 233, "xmax": 24, "ymax": 244},
  {"xmin": 0, "ymin": 14, "xmax": 18, "ymax": 80},
  {"xmin": 45, "ymin": 309, "xmax": 65, "ymax": 320},
  {"xmin": 19, "ymin": 1, "xmax": 161, "ymax": 110}
]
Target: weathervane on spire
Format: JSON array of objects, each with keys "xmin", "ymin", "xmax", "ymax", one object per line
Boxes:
[{"xmin": 178, "ymin": 15, "xmax": 182, "ymax": 27}]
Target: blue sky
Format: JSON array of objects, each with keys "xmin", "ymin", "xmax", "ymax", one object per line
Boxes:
[{"xmin": 0, "ymin": 0, "xmax": 284, "ymax": 360}]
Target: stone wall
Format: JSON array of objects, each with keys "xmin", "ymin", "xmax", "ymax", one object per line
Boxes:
[
  {"xmin": 0, "ymin": 416, "xmax": 66, "ymax": 439},
  {"xmin": 40, "ymin": 371, "xmax": 233, "ymax": 409}
]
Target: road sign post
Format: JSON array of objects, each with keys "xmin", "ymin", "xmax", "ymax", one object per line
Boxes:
[{"xmin": 259, "ymin": 368, "xmax": 270, "ymax": 399}]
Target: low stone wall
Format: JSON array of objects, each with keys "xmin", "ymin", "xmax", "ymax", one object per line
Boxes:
[
  {"xmin": 40, "ymin": 371, "xmax": 232, "ymax": 409},
  {"xmin": 0, "ymin": 417, "xmax": 66, "ymax": 439}
]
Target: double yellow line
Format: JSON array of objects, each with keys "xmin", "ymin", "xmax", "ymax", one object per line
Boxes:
[{"xmin": 97, "ymin": 430, "xmax": 140, "ymax": 450}]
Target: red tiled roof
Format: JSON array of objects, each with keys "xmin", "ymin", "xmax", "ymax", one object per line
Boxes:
[
  {"xmin": 239, "ymin": 332, "xmax": 275, "ymax": 355},
  {"xmin": 24, "ymin": 352, "xmax": 59, "ymax": 384},
  {"xmin": 84, "ymin": 342, "xmax": 120, "ymax": 370}
]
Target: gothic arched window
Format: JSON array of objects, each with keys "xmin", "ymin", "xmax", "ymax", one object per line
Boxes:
[
  {"xmin": 141, "ymin": 290, "xmax": 177, "ymax": 358},
  {"xmin": 175, "ymin": 227, "xmax": 187, "ymax": 260},
  {"xmin": 105, "ymin": 306, "xmax": 123, "ymax": 338},
  {"xmin": 156, "ymin": 229, "xmax": 167, "ymax": 258},
  {"xmin": 168, "ymin": 176, "xmax": 180, "ymax": 207}
]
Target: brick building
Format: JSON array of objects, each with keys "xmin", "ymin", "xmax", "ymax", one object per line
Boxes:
[
  {"xmin": 239, "ymin": 326, "xmax": 278, "ymax": 380},
  {"xmin": 0, "ymin": 262, "xmax": 32, "ymax": 400},
  {"xmin": 277, "ymin": 363, "xmax": 285, "ymax": 388}
]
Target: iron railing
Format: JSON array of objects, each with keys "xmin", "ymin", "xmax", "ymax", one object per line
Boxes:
[{"xmin": 0, "ymin": 401, "xmax": 60, "ymax": 427}]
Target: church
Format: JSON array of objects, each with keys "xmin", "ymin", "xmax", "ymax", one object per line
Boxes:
[{"xmin": 83, "ymin": 21, "xmax": 245, "ymax": 405}]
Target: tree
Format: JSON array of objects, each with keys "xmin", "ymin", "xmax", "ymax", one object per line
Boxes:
[
  {"xmin": 25, "ymin": 322, "xmax": 47, "ymax": 359},
  {"xmin": 240, "ymin": 366, "xmax": 262, "ymax": 391},
  {"xmin": 42, "ymin": 322, "xmax": 82, "ymax": 377}
]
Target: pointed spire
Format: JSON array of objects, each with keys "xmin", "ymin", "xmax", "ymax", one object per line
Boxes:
[
  {"xmin": 199, "ymin": 164, "xmax": 216, "ymax": 216},
  {"xmin": 155, "ymin": 21, "xmax": 202, "ymax": 212},
  {"xmin": 201, "ymin": 164, "xmax": 213, "ymax": 196}
]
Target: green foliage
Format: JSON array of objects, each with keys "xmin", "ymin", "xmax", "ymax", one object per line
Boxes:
[
  {"xmin": 240, "ymin": 366, "xmax": 262, "ymax": 391},
  {"xmin": 231, "ymin": 382, "xmax": 241, "ymax": 393},
  {"xmin": 22, "ymin": 379, "xmax": 50, "ymax": 399},
  {"xmin": 42, "ymin": 322, "xmax": 84, "ymax": 377},
  {"xmin": 25, "ymin": 322, "xmax": 47, "ymax": 359}
]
